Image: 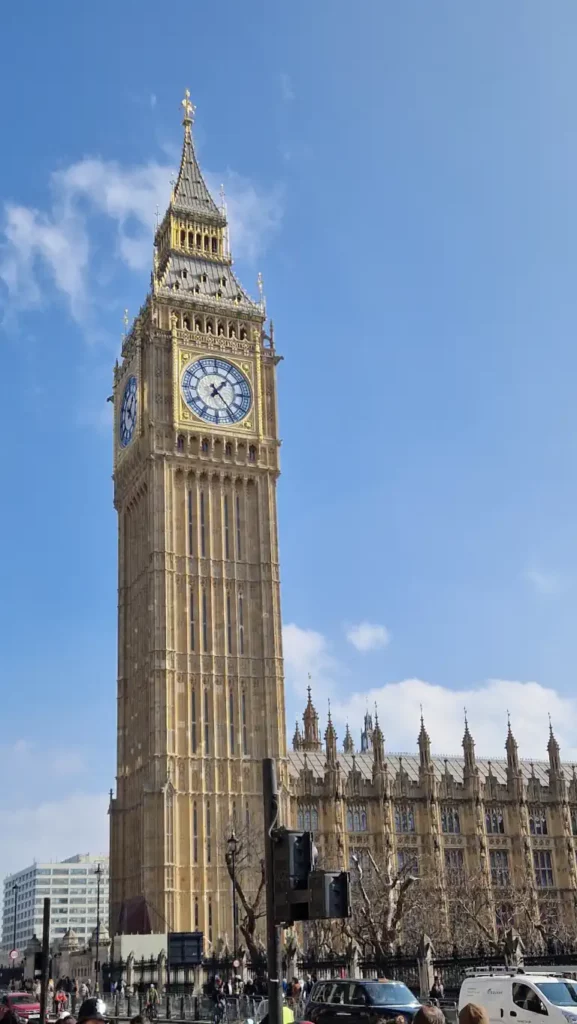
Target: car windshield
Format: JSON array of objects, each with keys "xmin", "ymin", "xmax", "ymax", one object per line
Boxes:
[
  {"xmin": 10, "ymin": 996, "xmax": 37, "ymax": 1004},
  {"xmin": 364, "ymin": 983, "xmax": 417, "ymax": 1006},
  {"xmin": 536, "ymin": 983, "xmax": 577, "ymax": 1007}
]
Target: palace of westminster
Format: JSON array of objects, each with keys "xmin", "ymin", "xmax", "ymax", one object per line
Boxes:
[{"xmin": 109, "ymin": 93, "xmax": 577, "ymax": 950}]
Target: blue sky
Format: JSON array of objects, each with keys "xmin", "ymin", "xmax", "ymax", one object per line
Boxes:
[{"xmin": 2, "ymin": 0, "xmax": 577, "ymax": 875}]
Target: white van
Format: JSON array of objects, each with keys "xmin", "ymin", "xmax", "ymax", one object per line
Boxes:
[{"xmin": 458, "ymin": 972, "xmax": 577, "ymax": 1024}]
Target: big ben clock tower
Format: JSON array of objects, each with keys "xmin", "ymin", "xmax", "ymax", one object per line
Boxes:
[{"xmin": 109, "ymin": 92, "xmax": 286, "ymax": 942}]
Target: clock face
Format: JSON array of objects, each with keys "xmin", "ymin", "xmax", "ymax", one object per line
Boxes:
[
  {"xmin": 181, "ymin": 357, "xmax": 252, "ymax": 425},
  {"xmin": 119, "ymin": 375, "xmax": 138, "ymax": 447}
]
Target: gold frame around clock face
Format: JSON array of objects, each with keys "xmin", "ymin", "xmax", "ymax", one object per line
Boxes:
[
  {"xmin": 181, "ymin": 356, "xmax": 252, "ymax": 426},
  {"xmin": 174, "ymin": 347, "xmax": 256, "ymax": 433}
]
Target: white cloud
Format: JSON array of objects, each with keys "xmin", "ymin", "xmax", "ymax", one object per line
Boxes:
[
  {"xmin": 1, "ymin": 154, "xmax": 283, "ymax": 323},
  {"xmin": 0, "ymin": 201, "xmax": 88, "ymax": 319},
  {"xmin": 282, "ymin": 622, "xmax": 341, "ymax": 702},
  {"xmin": 0, "ymin": 792, "xmax": 109, "ymax": 882},
  {"xmin": 279, "ymin": 73, "xmax": 295, "ymax": 102},
  {"xmin": 283, "ymin": 622, "xmax": 577, "ymax": 761},
  {"xmin": 346, "ymin": 621, "xmax": 391, "ymax": 652},
  {"xmin": 524, "ymin": 568, "xmax": 563, "ymax": 597},
  {"xmin": 332, "ymin": 677, "xmax": 577, "ymax": 761}
]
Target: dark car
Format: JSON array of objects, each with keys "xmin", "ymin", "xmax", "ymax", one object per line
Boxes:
[{"xmin": 306, "ymin": 979, "xmax": 421, "ymax": 1024}]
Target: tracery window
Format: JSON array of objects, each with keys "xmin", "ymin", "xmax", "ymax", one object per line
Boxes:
[
  {"xmin": 529, "ymin": 807, "xmax": 548, "ymax": 836},
  {"xmin": 397, "ymin": 849, "xmax": 419, "ymax": 876},
  {"xmin": 395, "ymin": 804, "xmax": 416, "ymax": 834},
  {"xmin": 533, "ymin": 850, "xmax": 554, "ymax": 888},
  {"xmin": 444, "ymin": 847, "xmax": 464, "ymax": 880},
  {"xmin": 346, "ymin": 804, "xmax": 368, "ymax": 833},
  {"xmin": 490, "ymin": 849, "xmax": 510, "ymax": 886},
  {"xmin": 297, "ymin": 804, "xmax": 319, "ymax": 831},
  {"xmin": 441, "ymin": 806, "xmax": 461, "ymax": 834},
  {"xmin": 485, "ymin": 807, "xmax": 505, "ymax": 834}
]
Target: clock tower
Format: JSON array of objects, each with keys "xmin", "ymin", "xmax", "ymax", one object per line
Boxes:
[{"xmin": 109, "ymin": 93, "xmax": 286, "ymax": 942}]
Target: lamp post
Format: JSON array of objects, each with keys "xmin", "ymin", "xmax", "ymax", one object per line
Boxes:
[
  {"xmin": 94, "ymin": 865, "xmax": 102, "ymax": 994},
  {"xmin": 12, "ymin": 883, "xmax": 19, "ymax": 956},
  {"xmin": 227, "ymin": 832, "xmax": 239, "ymax": 958}
]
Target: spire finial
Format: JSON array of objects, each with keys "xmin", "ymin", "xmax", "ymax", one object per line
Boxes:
[
  {"xmin": 507, "ymin": 708, "xmax": 511, "ymax": 730},
  {"xmin": 420, "ymin": 702, "xmax": 424, "ymax": 727},
  {"xmin": 548, "ymin": 711, "xmax": 553, "ymax": 735},
  {"xmin": 123, "ymin": 309, "xmax": 129, "ymax": 340},
  {"xmin": 464, "ymin": 706, "xmax": 468, "ymax": 728},
  {"xmin": 327, "ymin": 698, "xmax": 332, "ymax": 723},
  {"xmin": 181, "ymin": 88, "xmax": 195, "ymax": 126}
]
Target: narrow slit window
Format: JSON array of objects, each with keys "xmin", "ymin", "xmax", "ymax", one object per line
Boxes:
[
  {"xmin": 189, "ymin": 589, "xmax": 195, "ymax": 651},
  {"xmin": 206, "ymin": 800, "xmax": 212, "ymax": 863},
  {"xmin": 226, "ymin": 593, "xmax": 232, "ymax": 654},
  {"xmin": 202, "ymin": 590, "xmax": 208, "ymax": 651},
  {"xmin": 191, "ymin": 690, "xmax": 197, "ymax": 752},
  {"xmin": 200, "ymin": 492, "xmax": 206, "ymax": 557},
  {"xmin": 242, "ymin": 691, "xmax": 248, "ymax": 755},
  {"xmin": 236, "ymin": 494, "xmax": 242, "ymax": 559},
  {"xmin": 229, "ymin": 686, "xmax": 235, "ymax": 751},
  {"xmin": 238, "ymin": 593, "xmax": 245, "ymax": 654},
  {"xmin": 208, "ymin": 897, "xmax": 213, "ymax": 942},
  {"xmin": 193, "ymin": 802, "xmax": 198, "ymax": 863},
  {"xmin": 204, "ymin": 688, "xmax": 210, "ymax": 754},
  {"xmin": 224, "ymin": 495, "xmax": 230, "ymax": 559},
  {"xmin": 194, "ymin": 897, "xmax": 199, "ymax": 928},
  {"xmin": 245, "ymin": 802, "xmax": 250, "ymax": 831},
  {"xmin": 187, "ymin": 489, "xmax": 194, "ymax": 554}
]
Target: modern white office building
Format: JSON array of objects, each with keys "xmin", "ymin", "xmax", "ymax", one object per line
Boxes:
[{"xmin": 2, "ymin": 854, "xmax": 109, "ymax": 952}]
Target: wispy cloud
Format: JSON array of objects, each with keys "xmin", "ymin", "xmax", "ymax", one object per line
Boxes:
[
  {"xmin": 282, "ymin": 622, "xmax": 342, "ymax": 704},
  {"xmin": 0, "ymin": 155, "xmax": 283, "ymax": 326},
  {"xmin": 284, "ymin": 622, "xmax": 576, "ymax": 760},
  {"xmin": 279, "ymin": 73, "xmax": 295, "ymax": 102},
  {"xmin": 524, "ymin": 567, "xmax": 564, "ymax": 596},
  {"xmin": 0, "ymin": 792, "xmax": 109, "ymax": 882},
  {"xmin": 346, "ymin": 621, "xmax": 391, "ymax": 652}
]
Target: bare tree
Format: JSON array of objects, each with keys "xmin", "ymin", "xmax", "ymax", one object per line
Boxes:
[
  {"xmin": 346, "ymin": 848, "xmax": 418, "ymax": 966},
  {"xmin": 223, "ymin": 826, "xmax": 267, "ymax": 965}
]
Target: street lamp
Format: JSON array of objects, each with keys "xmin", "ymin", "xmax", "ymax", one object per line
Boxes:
[
  {"xmin": 227, "ymin": 832, "xmax": 239, "ymax": 957},
  {"xmin": 12, "ymin": 884, "xmax": 19, "ymax": 956},
  {"xmin": 94, "ymin": 865, "xmax": 102, "ymax": 994}
]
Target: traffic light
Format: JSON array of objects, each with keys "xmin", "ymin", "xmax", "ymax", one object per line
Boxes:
[
  {"xmin": 272, "ymin": 829, "xmax": 350, "ymax": 924},
  {"xmin": 272, "ymin": 829, "xmax": 315, "ymax": 923},
  {"xmin": 309, "ymin": 870, "xmax": 351, "ymax": 920}
]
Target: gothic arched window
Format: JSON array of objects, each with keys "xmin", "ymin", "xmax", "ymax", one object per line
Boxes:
[
  {"xmin": 196, "ymin": 232, "xmax": 202, "ymax": 248},
  {"xmin": 212, "ymin": 237, "xmax": 218, "ymax": 253},
  {"xmin": 249, "ymin": 445, "xmax": 256, "ymax": 463},
  {"xmin": 347, "ymin": 804, "xmax": 368, "ymax": 832},
  {"xmin": 225, "ymin": 442, "xmax": 233, "ymax": 457},
  {"xmin": 188, "ymin": 232, "xmax": 194, "ymax": 248},
  {"xmin": 177, "ymin": 435, "xmax": 185, "ymax": 451},
  {"xmin": 529, "ymin": 806, "xmax": 548, "ymax": 836},
  {"xmin": 441, "ymin": 806, "xmax": 461, "ymax": 834},
  {"xmin": 395, "ymin": 804, "xmax": 416, "ymax": 834},
  {"xmin": 180, "ymin": 229, "xmax": 186, "ymax": 245},
  {"xmin": 298, "ymin": 803, "xmax": 319, "ymax": 832},
  {"xmin": 485, "ymin": 807, "xmax": 505, "ymax": 834}
]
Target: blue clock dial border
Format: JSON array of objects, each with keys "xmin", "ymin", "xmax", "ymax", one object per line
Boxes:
[
  {"xmin": 181, "ymin": 357, "xmax": 252, "ymax": 425},
  {"xmin": 119, "ymin": 375, "xmax": 138, "ymax": 448}
]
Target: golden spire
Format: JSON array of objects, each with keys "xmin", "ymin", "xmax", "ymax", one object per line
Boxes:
[{"xmin": 181, "ymin": 88, "xmax": 195, "ymax": 126}]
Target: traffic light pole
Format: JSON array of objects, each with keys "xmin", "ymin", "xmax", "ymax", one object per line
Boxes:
[{"xmin": 263, "ymin": 759, "xmax": 283, "ymax": 1024}]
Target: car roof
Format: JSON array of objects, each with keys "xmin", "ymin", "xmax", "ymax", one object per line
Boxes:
[
  {"xmin": 466, "ymin": 975, "xmax": 572, "ymax": 983},
  {"xmin": 314, "ymin": 979, "xmax": 409, "ymax": 985}
]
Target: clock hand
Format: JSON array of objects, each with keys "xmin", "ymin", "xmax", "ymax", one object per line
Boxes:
[{"xmin": 216, "ymin": 391, "xmax": 236, "ymax": 418}]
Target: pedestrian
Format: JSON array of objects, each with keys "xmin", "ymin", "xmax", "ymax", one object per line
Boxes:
[
  {"xmin": 79, "ymin": 984, "xmax": 89, "ymax": 1001},
  {"xmin": 459, "ymin": 1006, "xmax": 489, "ymax": 1024},
  {"xmin": 413, "ymin": 1007, "xmax": 445, "ymax": 1024},
  {"xmin": 430, "ymin": 976, "xmax": 444, "ymax": 1002}
]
